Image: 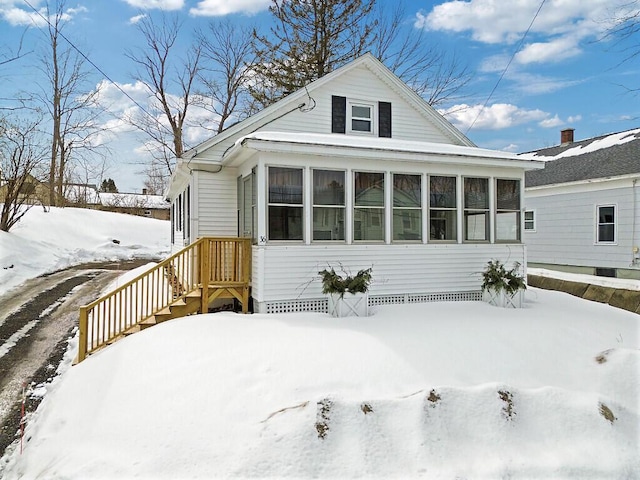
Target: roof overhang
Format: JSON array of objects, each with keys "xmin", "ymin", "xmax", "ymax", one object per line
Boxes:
[{"xmin": 223, "ymin": 132, "xmax": 546, "ymax": 171}]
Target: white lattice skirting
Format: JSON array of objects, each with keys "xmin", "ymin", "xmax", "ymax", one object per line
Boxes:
[{"xmin": 262, "ymin": 291, "xmax": 482, "ymax": 314}]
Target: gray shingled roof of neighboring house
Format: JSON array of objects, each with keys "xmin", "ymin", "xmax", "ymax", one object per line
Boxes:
[{"xmin": 522, "ymin": 129, "xmax": 640, "ymax": 187}]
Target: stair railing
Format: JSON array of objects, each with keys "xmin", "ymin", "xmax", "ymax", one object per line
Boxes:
[{"xmin": 77, "ymin": 237, "xmax": 251, "ymax": 362}]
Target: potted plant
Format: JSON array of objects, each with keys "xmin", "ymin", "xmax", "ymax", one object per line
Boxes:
[
  {"xmin": 318, "ymin": 266, "xmax": 372, "ymax": 317},
  {"xmin": 481, "ymin": 260, "xmax": 526, "ymax": 308}
]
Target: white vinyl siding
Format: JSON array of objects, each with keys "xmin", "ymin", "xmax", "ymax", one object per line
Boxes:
[
  {"xmin": 251, "ymin": 243, "xmax": 526, "ymax": 309},
  {"xmin": 196, "ymin": 168, "xmax": 238, "ymax": 238},
  {"xmin": 525, "ymin": 184, "xmax": 637, "ymax": 270}
]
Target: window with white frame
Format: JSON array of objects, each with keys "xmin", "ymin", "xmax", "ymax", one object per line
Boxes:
[
  {"xmin": 495, "ymin": 179, "xmax": 520, "ymax": 242},
  {"xmin": 268, "ymin": 166, "xmax": 303, "ymax": 241},
  {"xmin": 349, "ymin": 101, "xmax": 374, "ymax": 134},
  {"xmin": 429, "ymin": 175, "xmax": 457, "ymax": 241},
  {"xmin": 524, "ymin": 210, "xmax": 535, "ymax": 231},
  {"xmin": 354, "ymin": 171, "xmax": 385, "ymax": 241},
  {"xmin": 463, "ymin": 177, "xmax": 489, "ymax": 241},
  {"xmin": 597, "ymin": 205, "xmax": 616, "ymax": 243},
  {"xmin": 393, "ymin": 173, "xmax": 422, "ymax": 241},
  {"xmin": 313, "ymin": 169, "xmax": 345, "ymax": 241}
]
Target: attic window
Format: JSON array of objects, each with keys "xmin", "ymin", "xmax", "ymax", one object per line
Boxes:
[{"xmin": 350, "ymin": 102, "xmax": 373, "ymax": 133}]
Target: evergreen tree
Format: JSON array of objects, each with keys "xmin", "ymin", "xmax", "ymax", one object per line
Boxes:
[
  {"xmin": 100, "ymin": 178, "xmax": 118, "ymax": 193},
  {"xmin": 251, "ymin": 0, "xmax": 376, "ymax": 107}
]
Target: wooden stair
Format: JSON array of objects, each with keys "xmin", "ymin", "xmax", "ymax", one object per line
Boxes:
[{"xmin": 138, "ymin": 291, "xmax": 203, "ymax": 330}]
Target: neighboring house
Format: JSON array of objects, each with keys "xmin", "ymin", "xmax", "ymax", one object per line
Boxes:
[
  {"xmin": 99, "ymin": 190, "xmax": 170, "ymax": 220},
  {"xmin": 523, "ymin": 128, "xmax": 640, "ymax": 280},
  {"xmin": 166, "ymin": 53, "xmax": 544, "ymax": 313},
  {"xmin": 64, "ymin": 183, "xmax": 101, "ymax": 206},
  {"xmin": 0, "ymin": 173, "xmax": 49, "ymax": 206}
]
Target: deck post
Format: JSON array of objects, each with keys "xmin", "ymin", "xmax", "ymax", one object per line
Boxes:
[
  {"xmin": 242, "ymin": 238, "xmax": 251, "ymax": 313},
  {"xmin": 200, "ymin": 239, "xmax": 209, "ymax": 314},
  {"xmin": 78, "ymin": 306, "xmax": 88, "ymax": 363}
]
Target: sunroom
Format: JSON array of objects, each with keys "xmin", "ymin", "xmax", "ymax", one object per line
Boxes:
[{"xmin": 210, "ymin": 131, "xmax": 543, "ymax": 313}]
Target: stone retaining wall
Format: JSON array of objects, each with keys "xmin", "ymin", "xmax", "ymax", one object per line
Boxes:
[{"xmin": 527, "ymin": 275, "xmax": 640, "ymax": 315}]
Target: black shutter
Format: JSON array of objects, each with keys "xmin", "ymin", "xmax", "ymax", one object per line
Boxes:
[
  {"xmin": 332, "ymin": 95, "xmax": 346, "ymax": 134},
  {"xmin": 379, "ymin": 101, "xmax": 392, "ymax": 138}
]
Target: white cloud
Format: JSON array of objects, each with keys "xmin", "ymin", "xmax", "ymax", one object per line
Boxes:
[
  {"xmin": 417, "ymin": 0, "xmax": 634, "ymax": 65},
  {"xmin": 515, "ymin": 36, "xmax": 583, "ymax": 64},
  {"xmin": 122, "ymin": 0, "xmax": 184, "ymax": 10},
  {"xmin": 189, "ymin": 0, "xmax": 271, "ymax": 16},
  {"xmin": 439, "ymin": 103, "xmax": 549, "ymax": 131},
  {"xmin": 129, "ymin": 13, "xmax": 147, "ymax": 24},
  {"xmin": 567, "ymin": 115, "xmax": 582, "ymax": 123},
  {"xmin": 539, "ymin": 115, "xmax": 563, "ymax": 128},
  {"xmin": 1, "ymin": 3, "xmax": 87, "ymax": 27}
]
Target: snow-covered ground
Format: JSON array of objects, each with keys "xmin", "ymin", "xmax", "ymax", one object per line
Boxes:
[
  {"xmin": 0, "ymin": 207, "xmax": 639, "ymax": 479},
  {"xmin": 0, "ymin": 206, "xmax": 171, "ymax": 296}
]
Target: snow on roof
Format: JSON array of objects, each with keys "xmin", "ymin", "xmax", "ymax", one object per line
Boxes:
[
  {"xmin": 520, "ymin": 128, "xmax": 640, "ymax": 161},
  {"xmin": 523, "ymin": 128, "xmax": 640, "ymax": 187},
  {"xmin": 235, "ymin": 131, "xmax": 536, "ymax": 164},
  {"xmin": 99, "ymin": 192, "xmax": 170, "ymax": 209}
]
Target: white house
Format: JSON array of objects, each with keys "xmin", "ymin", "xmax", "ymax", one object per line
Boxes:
[
  {"xmin": 166, "ymin": 54, "xmax": 544, "ymax": 313},
  {"xmin": 523, "ymin": 128, "xmax": 640, "ymax": 280}
]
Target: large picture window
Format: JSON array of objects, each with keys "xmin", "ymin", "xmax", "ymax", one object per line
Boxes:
[
  {"xmin": 393, "ymin": 174, "xmax": 421, "ymax": 241},
  {"xmin": 354, "ymin": 171, "xmax": 384, "ymax": 241},
  {"xmin": 268, "ymin": 167, "xmax": 303, "ymax": 240},
  {"xmin": 429, "ymin": 176, "xmax": 457, "ymax": 241},
  {"xmin": 495, "ymin": 179, "xmax": 521, "ymax": 242},
  {"xmin": 597, "ymin": 205, "xmax": 615, "ymax": 243},
  {"xmin": 313, "ymin": 169, "xmax": 345, "ymax": 241},
  {"xmin": 464, "ymin": 177, "xmax": 489, "ymax": 241}
]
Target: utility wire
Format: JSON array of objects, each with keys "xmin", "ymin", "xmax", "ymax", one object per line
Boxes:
[
  {"xmin": 465, "ymin": 0, "xmax": 547, "ymax": 135},
  {"xmin": 22, "ymin": 0, "xmax": 174, "ymax": 137}
]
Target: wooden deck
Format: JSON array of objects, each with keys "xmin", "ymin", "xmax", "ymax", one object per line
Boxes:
[{"xmin": 77, "ymin": 237, "xmax": 251, "ymax": 363}]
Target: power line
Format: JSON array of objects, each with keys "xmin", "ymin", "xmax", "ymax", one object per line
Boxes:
[
  {"xmin": 465, "ymin": 0, "xmax": 547, "ymax": 135},
  {"xmin": 22, "ymin": 0, "xmax": 174, "ymax": 138}
]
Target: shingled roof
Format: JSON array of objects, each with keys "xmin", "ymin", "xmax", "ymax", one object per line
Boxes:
[{"xmin": 522, "ymin": 128, "xmax": 640, "ymax": 187}]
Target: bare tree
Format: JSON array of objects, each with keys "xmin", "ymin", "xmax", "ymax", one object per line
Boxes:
[
  {"xmin": 37, "ymin": 0, "xmax": 104, "ymax": 207},
  {"xmin": 0, "ymin": 115, "xmax": 48, "ymax": 232},
  {"xmin": 126, "ymin": 13, "xmax": 202, "ymax": 178},
  {"xmin": 603, "ymin": 2, "xmax": 640, "ymax": 92},
  {"xmin": 195, "ymin": 19, "xmax": 256, "ymax": 134},
  {"xmin": 371, "ymin": 3, "xmax": 471, "ymax": 107}
]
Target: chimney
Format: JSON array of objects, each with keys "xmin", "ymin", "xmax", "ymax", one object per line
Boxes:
[
  {"xmin": 142, "ymin": 188, "xmax": 148, "ymax": 195},
  {"xmin": 561, "ymin": 128, "xmax": 574, "ymax": 144}
]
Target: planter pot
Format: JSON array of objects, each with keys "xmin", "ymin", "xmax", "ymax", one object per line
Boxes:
[
  {"xmin": 327, "ymin": 292, "xmax": 369, "ymax": 317},
  {"xmin": 482, "ymin": 288, "xmax": 524, "ymax": 308}
]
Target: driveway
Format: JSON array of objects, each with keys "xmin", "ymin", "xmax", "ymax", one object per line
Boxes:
[{"xmin": 0, "ymin": 259, "xmax": 156, "ymax": 460}]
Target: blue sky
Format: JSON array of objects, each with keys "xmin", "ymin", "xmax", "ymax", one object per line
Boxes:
[{"xmin": 1, "ymin": 0, "xmax": 640, "ymax": 192}]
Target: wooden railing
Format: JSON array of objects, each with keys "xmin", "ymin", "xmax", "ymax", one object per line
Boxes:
[{"xmin": 77, "ymin": 237, "xmax": 251, "ymax": 362}]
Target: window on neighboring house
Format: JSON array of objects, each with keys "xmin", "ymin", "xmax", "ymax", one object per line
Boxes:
[
  {"xmin": 429, "ymin": 175, "xmax": 457, "ymax": 241},
  {"xmin": 524, "ymin": 210, "xmax": 535, "ymax": 231},
  {"xmin": 349, "ymin": 102, "xmax": 374, "ymax": 134},
  {"xmin": 597, "ymin": 205, "xmax": 616, "ymax": 243},
  {"xmin": 354, "ymin": 171, "xmax": 384, "ymax": 241},
  {"xmin": 393, "ymin": 173, "xmax": 421, "ymax": 241},
  {"xmin": 495, "ymin": 179, "xmax": 521, "ymax": 242},
  {"xmin": 464, "ymin": 177, "xmax": 489, "ymax": 241},
  {"xmin": 268, "ymin": 166, "xmax": 303, "ymax": 241},
  {"xmin": 313, "ymin": 169, "xmax": 345, "ymax": 241}
]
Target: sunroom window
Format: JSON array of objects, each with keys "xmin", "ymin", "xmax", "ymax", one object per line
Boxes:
[
  {"xmin": 268, "ymin": 167, "xmax": 303, "ymax": 241},
  {"xmin": 313, "ymin": 169, "xmax": 345, "ymax": 241},
  {"xmin": 429, "ymin": 176, "xmax": 457, "ymax": 241},
  {"xmin": 464, "ymin": 177, "xmax": 489, "ymax": 241},
  {"xmin": 495, "ymin": 179, "xmax": 521, "ymax": 242},
  {"xmin": 354, "ymin": 171, "xmax": 384, "ymax": 241},
  {"xmin": 393, "ymin": 173, "xmax": 422, "ymax": 241}
]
